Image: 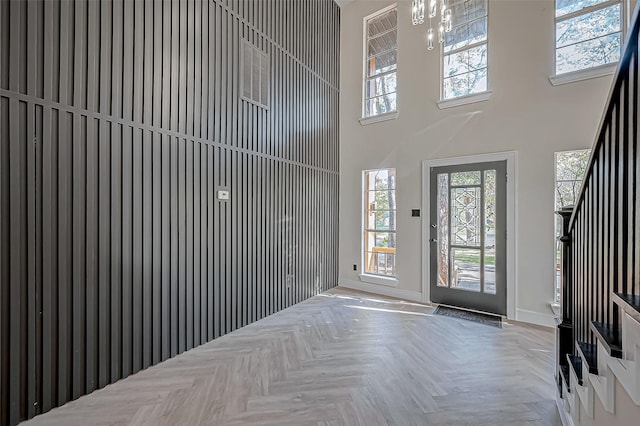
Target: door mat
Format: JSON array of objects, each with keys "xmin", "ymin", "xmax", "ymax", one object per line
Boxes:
[{"xmin": 433, "ymin": 306, "xmax": 502, "ymax": 328}]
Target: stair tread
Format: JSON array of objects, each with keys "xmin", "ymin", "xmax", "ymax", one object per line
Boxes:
[
  {"xmin": 567, "ymin": 354, "xmax": 583, "ymax": 386},
  {"xmin": 613, "ymin": 292, "xmax": 640, "ymax": 324},
  {"xmin": 590, "ymin": 321, "xmax": 623, "ymax": 358},
  {"xmin": 577, "ymin": 341, "xmax": 598, "ymax": 375}
]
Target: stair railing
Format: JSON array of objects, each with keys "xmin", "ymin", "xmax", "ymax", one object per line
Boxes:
[{"xmin": 557, "ymin": 0, "xmax": 640, "ymax": 399}]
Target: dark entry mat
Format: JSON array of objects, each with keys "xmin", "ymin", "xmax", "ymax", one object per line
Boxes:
[{"xmin": 433, "ymin": 306, "xmax": 502, "ymax": 328}]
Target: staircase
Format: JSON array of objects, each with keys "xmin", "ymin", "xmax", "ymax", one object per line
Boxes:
[
  {"xmin": 555, "ymin": 3, "xmax": 640, "ymax": 425},
  {"xmin": 557, "ymin": 293, "xmax": 640, "ymax": 424}
]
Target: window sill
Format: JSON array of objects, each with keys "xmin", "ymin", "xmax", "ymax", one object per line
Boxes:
[
  {"xmin": 437, "ymin": 91, "xmax": 493, "ymax": 110},
  {"xmin": 359, "ymin": 273, "xmax": 397, "ymax": 287},
  {"xmin": 359, "ymin": 111, "xmax": 398, "ymax": 126},
  {"xmin": 549, "ymin": 63, "xmax": 617, "ymax": 86}
]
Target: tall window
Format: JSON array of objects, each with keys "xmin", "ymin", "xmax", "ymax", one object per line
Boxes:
[
  {"xmin": 364, "ymin": 6, "xmax": 397, "ymax": 118},
  {"xmin": 442, "ymin": 0, "xmax": 488, "ymax": 100},
  {"xmin": 554, "ymin": 150, "xmax": 591, "ymax": 301},
  {"xmin": 363, "ymin": 169, "xmax": 397, "ymax": 277},
  {"xmin": 555, "ymin": 0, "xmax": 623, "ymax": 75}
]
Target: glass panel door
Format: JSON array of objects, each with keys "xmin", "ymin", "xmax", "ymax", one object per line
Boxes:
[{"xmin": 430, "ymin": 161, "xmax": 506, "ymax": 315}]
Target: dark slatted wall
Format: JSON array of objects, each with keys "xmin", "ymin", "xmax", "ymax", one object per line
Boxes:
[{"xmin": 0, "ymin": 0, "xmax": 341, "ymax": 424}]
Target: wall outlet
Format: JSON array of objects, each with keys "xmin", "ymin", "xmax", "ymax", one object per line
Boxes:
[
  {"xmin": 217, "ymin": 189, "xmax": 230, "ymax": 200},
  {"xmin": 353, "ymin": 264, "xmax": 357, "ymax": 271}
]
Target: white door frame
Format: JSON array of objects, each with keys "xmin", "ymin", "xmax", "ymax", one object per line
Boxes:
[{"xmin": 421, "ymin": 152, "xmax": 517, "ymax": 320}]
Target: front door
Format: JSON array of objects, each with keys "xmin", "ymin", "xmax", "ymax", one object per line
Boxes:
[{"xmin": 429, "ymin": 161, "xmax": 507, "ymax": 316}]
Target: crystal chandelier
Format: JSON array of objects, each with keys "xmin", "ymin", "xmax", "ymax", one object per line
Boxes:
[{"xmin": 412, "ymin": 0, "xmax": 452, "ymax": 50}]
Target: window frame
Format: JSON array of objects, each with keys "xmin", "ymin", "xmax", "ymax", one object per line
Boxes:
[
  {"xmin": 440, "ymin": 0, "xmax": 490, "ymax": 101},
  {"xmin": 553, "ymin": 149, "xmax": 591, "ymax": 303},
  {"xmin": 362, "ymin": 3, "xmax": 398, "ymax": 121},
  {"xmin": 553, "ymin": 0, "xmax": 625, "ymax": 77},
  {"xmin": 361, "ymin": 168, "xmax": 398, "ymax": 280}
]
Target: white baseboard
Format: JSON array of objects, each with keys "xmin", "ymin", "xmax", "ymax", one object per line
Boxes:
[
  {"xmin": 339, "ymin": 281, "xmax": 555, "ymax": 328},
  {"xmin": 556, "ymin": 390, "xmax": 574, "ymax": 426},
  {"xmin": 516, "ymin": 308, "xmax": 556, "ymax": 328},
  {"xmin": 338, "ymin": 279, "xmax": 424, "ymax": 303}
]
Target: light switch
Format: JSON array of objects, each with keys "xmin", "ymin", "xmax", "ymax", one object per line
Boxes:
[{"xmin": 217, "ymin": 190, "xmax": 230, "ymax": 200}]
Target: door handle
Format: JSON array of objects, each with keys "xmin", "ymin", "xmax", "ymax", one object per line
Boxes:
[{"xmin": 429, "ymin": 238, "xmax": 438, "ymax": 243}]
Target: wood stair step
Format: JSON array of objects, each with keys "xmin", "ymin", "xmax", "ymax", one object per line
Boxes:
[
  {"xmin": 613, "ymin": 292, "xmax": 640, "ymax": 324},
  {"xmin": 577, "ymin": 341, "xmax": 598, "ymax": 375},
  {"xmin": 567, "ymin": 354, "xmax": 583, "ymax": 386},
  {"xmin": 590, "ymin": 321, "xmax": 623, "ymax": 358}
]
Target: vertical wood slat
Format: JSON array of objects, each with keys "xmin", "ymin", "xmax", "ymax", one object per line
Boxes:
[
  {"xmin": 57, "ymin": 0, "xmax": 72, "ymax": 407},
  {"xmin": 26, "ymin": 0, "xmax": 42, "ymax": 418},
  {"xmin": 7, "ymin": 2, "xmax": 28, "ymax": 417},
  {"xmin": 632, "ymin": 51, "xmax": 640, "ymax": 297},
  {"xmin": 1, "ymin": 5, "xmax": 12, "ymax": 426},
  {"xmin": 110, "ymin": 123, "xmax": 122, "ymax": 383},
  {"xmin": 110, "ymin": 0, "xmax": 124, "ymax": 384},
  {"xmin": 97, "ymin": 0, "xmax": 112, "ymax": 392},
  {"xmin": 70, "ymin": 0, "xmax": 86, "ymax": 402},
  {"xmin": 142, "ymin": 0, "xmax": 155, "ymax": 367},
  {"xmin": 200, "ymin": 143, "xmax": 207, "ymax": 343},
  {"xmin": 0, "ymin": 1, "xmax": 341, "ymax": 424},
  {"xmin": 170, "ymin": 135, "xmax": 179, "ymax": 358},
  {"xmin": 161, "ymin": 133, "xmax": 171, "ymax": 360},
  {"xmin": 161, "ymin": 0, "xmax": 172, "ymax": 363},
  {"xmin": 184, "ymin": 140, "xmax": 195, "ymax": 350},
  {"xmin": 132, "ymin": 127, "xmax": 142, "ymax": 374},
  {"xmin": 191, "ymin": 141, "xmax": 199, "ymax": 347},
  {"xmin": 121, "ymin": 125, "xmax": 133, "ymax": 379},
  {"xmin": 142, "ymin": 130, "xmax": 152, "ymax": 369},
  {"xmin": 170, "ymin": 0, "xmax": 180, "ymax": 360},
  {"xmin": 121, "ymin": 0, "xmax": 134, "ymax": 381},
  {"xmin": 178, "ymin": 138, "xmax": 186, "ymax": 351},
  {"xmin": 0, "ymin": 94, "xmax": 9, "ymax": 424},
  {"xmin": 153, "ymin": 130, "xmax": 162, "ymax": 365}
]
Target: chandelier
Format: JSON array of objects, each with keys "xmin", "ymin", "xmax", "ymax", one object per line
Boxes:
[{"xmin": 412, "ymin": 0, "xmax": 452, "ymax": 50}]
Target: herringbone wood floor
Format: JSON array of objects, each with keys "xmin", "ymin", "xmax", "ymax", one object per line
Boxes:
[{"xmin": 24, "ymin": 288, "xmax": 561, "ymax": 426}]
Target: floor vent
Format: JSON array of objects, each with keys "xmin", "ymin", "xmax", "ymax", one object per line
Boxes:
[{"xmin": 434, "ymin": 306, "xmax": 502, "ymax": 328}]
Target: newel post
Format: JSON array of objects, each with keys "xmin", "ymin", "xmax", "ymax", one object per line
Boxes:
[{"xmin": 555, "ymin": 205, "xmax": 574, "ymax": 390}]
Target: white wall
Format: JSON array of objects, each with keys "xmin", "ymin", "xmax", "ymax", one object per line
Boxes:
[{"xmin": 339, "ymin": 0, "xmax": 625, "ymax": 326}]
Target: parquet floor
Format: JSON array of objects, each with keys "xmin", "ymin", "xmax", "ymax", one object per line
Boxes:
[{"xmin": 24, "ymin": 288, "xmax": 561, "ymax": 426}]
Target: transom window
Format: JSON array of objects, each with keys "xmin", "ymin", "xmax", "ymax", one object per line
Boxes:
[
  {"xmin": 555, "ymin": 0, "xmax": 623, "ymax": 75},
  {"xmin": 363, "ymin": 169, "xmax": 397, "ymax": 277},
  {"xmin": 363, "ymin": 6, "xmax": 398, "ymax": 118},
  {"xmin": 442, "ymin": 0, "xmax": 488, "ymax": 100}
]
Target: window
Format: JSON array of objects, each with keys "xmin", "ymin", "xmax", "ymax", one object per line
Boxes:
[
  {"xmin": 555, "ymin": 0, "xmax": 623, "ymax": 75},
  {"xmin": 554, "ymin": 149, "xmax": 591, "ymax": 301},
  {"xmin": 363, "ymin": 6, "xmax": 397, "ymax": 118},
  {"xmin": 241, "ymin": 40, "xmax": 269, "ymax": 109},
  {"xmin": 442, "ymin": 0, "xmax": 488, "ymax": 100},
  {"xmin": 363, "ymin": 169, "xmax": 397, "ymax": 277}
]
